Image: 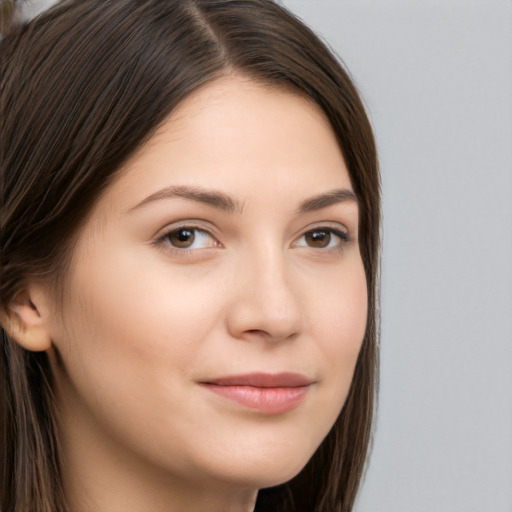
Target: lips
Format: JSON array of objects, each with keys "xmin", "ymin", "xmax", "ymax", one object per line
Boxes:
[{"xmin": 200, "ymin": 372, "xmax": 313, "ymax": 414}]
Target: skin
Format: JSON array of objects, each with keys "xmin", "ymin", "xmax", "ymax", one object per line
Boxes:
[{"xmin": 13, "ymin": 75, "xmax": 368, "ymax": 512}]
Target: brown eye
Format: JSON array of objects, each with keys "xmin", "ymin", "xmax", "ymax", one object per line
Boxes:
[
  {"xmin": 304, "ymin": 230, "xmax": 331, "ymax": 248},
  {"xmin": 295, "ymin": 228, "xmax": 349, "ymax": 250},
  {"xmin": 160, "ymin": 227, "xmax": 219, "ymax": 251},
  {"xmin": 167, "ymin": 228, "xmax": 196, "ymax": 248}
]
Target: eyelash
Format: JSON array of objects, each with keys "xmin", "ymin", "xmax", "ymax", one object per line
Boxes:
[{"xmin": 154, "ymin": 224, "xmax": 350, "ymax": 255}]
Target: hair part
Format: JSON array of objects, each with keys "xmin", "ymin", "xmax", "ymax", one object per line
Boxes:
[{"xmin": 1, "ymin": 1, "xmax": 380, "ymax": 511}]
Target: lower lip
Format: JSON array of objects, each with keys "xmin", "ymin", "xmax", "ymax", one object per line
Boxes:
[{"xmin": 202, "ymin": 384, "xmax": 309, "ymax": 414}]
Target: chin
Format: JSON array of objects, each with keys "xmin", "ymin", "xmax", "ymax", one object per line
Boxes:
[{"xmin": 205, "ymin": 445, "xmax": 314, "ymax": 491}]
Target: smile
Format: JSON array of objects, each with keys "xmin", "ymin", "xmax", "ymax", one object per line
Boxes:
[{"xmin": 200, "ymin": 372, "xmax": 313, "ymax": 414}]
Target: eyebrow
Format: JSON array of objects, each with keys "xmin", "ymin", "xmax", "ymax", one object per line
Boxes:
[
  {"xmin": 129, "ymin": 185, "xmax": 357, "ymax": 215},
  {"xmin": 129, "ymin": 185, "xmax": 242, "ymax": 214},
  {"xmin": 296, "ymin": 188, "xmax": 358, "ymax": 214}
]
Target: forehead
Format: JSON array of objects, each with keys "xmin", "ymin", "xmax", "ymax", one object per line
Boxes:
[{"xmin": 101, "ymin": 74, "xmax": 353, "ymax": 213}]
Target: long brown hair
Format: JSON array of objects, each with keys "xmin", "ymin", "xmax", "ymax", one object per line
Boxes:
[{"xmin": 0, "ymin": 1, "xmax": 380, "ymax": 510}]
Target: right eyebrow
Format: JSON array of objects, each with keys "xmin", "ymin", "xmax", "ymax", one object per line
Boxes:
[{"xmin": 128, "ymin": 185, "xmax": 243, "ymax": 214}]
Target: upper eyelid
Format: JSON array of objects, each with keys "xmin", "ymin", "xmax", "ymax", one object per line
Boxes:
[
  {"xmin": 154, "ymin": 220, "xmax": 219, "ymax": 241},
  {"xmin": 297, "ymin": 221, "xmax": 350, "ymax": 237}
]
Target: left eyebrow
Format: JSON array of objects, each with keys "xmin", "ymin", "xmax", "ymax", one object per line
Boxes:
[{"xmin": 296, "ymin": 188, "xmax": 358, "ymax": 214}]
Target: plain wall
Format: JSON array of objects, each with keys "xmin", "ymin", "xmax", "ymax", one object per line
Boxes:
[
  {"xmin": 281, "ymin": 1, "xmax": 512, "ymax": 511},
  {"xmin": 22, "ymin": 1, "xmax": 512, "ymax": 510}
]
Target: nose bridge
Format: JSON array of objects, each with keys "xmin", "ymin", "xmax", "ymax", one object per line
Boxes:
[{"xmin": 228, "ymin": 240, "xmax": 303, "ymax": 341}]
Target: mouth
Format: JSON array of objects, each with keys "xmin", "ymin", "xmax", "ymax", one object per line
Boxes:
[{"xmin": 200, "ymin": 372, "xmax": 313, "ymax": 414}]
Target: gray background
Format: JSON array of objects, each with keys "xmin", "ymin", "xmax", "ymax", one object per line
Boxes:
[{"xmin": 23, "ymin": 1, "xmax": 512, "ymax": 511}]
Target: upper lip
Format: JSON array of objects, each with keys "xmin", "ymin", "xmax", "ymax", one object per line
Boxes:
[{"xmin": 202, "ymin": 372, "xmax": 313, "ymax": 388}]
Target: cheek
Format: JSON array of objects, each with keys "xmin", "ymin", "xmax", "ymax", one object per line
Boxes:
[
  {"xmin": 49, "ymin": 249, "xmax": 227, "ymax": 457},
  {"xmin": 50, "ymin": 243, "xmax": 221, "ymax": 423},
  {"xmin": 65, "ymin": 244, "xmax": 220, "ymax": 357},
  {"xmin": 311, "ymin": 257, "xmax": 368, "ymax": 404},
  {"xmin": 310, "ymin": 253, "xmax": 367, "ymax": 341}
]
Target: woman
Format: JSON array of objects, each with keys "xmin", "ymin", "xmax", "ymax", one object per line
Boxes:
[{"xmin": 0, "ymin": 1, "xmax": 380, "ymax": 511}]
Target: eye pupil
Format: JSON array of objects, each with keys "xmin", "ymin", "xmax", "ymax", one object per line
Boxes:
[
  {"xmin": 305, "ymin": 230, "xmax": 330, "ymax": 248},
  {"xmin": 170, "ymin": 228, "xmax": 195, "ymax": 248}
]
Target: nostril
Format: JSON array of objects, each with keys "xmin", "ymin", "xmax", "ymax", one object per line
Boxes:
[{"xmin": 246, "ymin": 329, "xmax": 266, "ymax": 336}]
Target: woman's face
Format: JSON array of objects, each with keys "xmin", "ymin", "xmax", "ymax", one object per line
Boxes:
[{"xmin": 46, "ymin": 75, "xmax": 367, "ymax": 510}]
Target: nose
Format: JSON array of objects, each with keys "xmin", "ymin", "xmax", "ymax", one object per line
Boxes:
[{"xmin": 225, "ymin": 247, "xmax": 303, "ymax": 343}]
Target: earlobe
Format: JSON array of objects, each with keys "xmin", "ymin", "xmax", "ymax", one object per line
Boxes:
[{"xmin": 0, "ymin": 288, "xmax": 52, "ymax": 352}]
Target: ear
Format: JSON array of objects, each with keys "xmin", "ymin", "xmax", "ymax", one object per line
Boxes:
[{"xmin": 0, "ymin": 286, "xmax": 52, "ymax": 352}]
